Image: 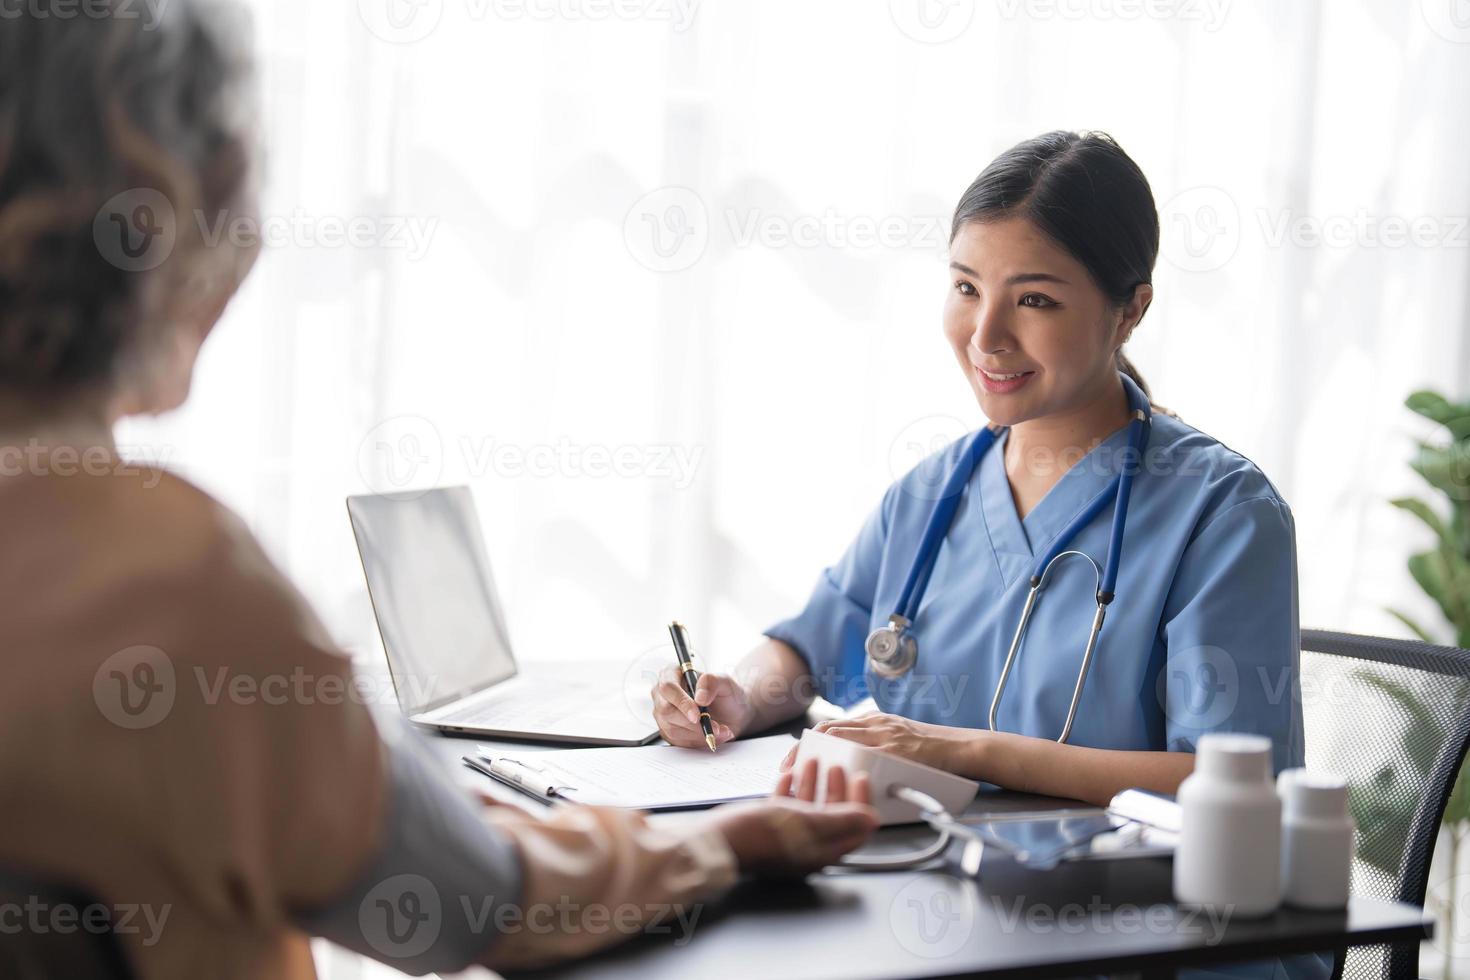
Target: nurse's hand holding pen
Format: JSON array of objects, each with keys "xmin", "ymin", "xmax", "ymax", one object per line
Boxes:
[{"xmin": 651, "ymin": 666, "xmax": 750, "ymax": 749}]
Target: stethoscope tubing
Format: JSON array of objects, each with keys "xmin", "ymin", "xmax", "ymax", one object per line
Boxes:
[{"xmin": 868, "ymin": 374, "xmax": 1153, "ymax": 743}]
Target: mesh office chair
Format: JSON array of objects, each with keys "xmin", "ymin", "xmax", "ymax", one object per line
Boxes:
[
  {"xmin": 1299, "ymin": 629, "xmax": 1470, "ymax": 980},
  {"xmin": 0, "ymin": 868, "xmax": 134, "ymax": 979}
]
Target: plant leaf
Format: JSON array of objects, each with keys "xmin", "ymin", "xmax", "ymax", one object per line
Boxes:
[
  {"xmin": 1407, "ymin": 390, "xmax": 1470, "ymax": 440},
  {"xmin": 1411, "ymin": 442, "xmax": 1470, "ymax": 501},
  {"xmin": 1391, "ymin": 496, "xmax": 1453, "ymax": 548},
  {"xmin": 1388, "ymin": 608, "xmax": 1440, "ymax": 644},
  {"xmin": 1355, "ymin": 670, "xmax": 1443, "ymax": 774},
  {"xmin": 1408, "ymin": 550, "xmax": 1470, "ymax": 633}
]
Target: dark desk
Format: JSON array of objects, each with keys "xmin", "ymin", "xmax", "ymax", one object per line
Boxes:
[{"xmin": 430, "ymin": 731, "xmax": 1431, "ymax": 979}]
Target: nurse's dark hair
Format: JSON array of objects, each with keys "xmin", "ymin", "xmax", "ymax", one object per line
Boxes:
[
  {"xmin": 0, "ymin": 0, "xmax": 254, "ymax": 396},
  {"xmin": 950, "ymin": 130, "xmax": 1159, "ymax": 399}
]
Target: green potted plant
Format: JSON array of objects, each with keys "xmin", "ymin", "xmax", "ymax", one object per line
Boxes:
[{"xmin": 1377, "ymin": 390, "xmax": 1470, "ymax": 976}]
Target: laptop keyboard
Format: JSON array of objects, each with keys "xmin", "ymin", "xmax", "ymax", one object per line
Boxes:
[{"xmin": 436, "ymin": 687, "xmax": 624, "ymax": 729}]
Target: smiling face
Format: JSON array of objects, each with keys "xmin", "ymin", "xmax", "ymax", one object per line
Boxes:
[{"xmin": 944, "ymin": 217, "xmax": 1146, "ymax": 428}]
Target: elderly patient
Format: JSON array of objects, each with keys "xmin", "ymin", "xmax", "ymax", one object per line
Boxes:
[{"xmin": 0, "ymin": 3, "xmax": 876, "ymax": 977}]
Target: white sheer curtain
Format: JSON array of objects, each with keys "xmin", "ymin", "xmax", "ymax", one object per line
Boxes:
[
  {"xmin": 118, "ymin": 0, "xmax": 1470, "ymax": 672},
  {"xmin": 104, "ymin": 1, "xmax": 1470, "ymax": 975}
]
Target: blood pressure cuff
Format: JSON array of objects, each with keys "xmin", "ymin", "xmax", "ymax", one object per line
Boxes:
[{"xmin": 295, "ymin": 724, "xmax": 524, "ymax": 974}]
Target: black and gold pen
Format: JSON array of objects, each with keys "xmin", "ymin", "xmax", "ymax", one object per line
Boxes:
[{"xmin": 669, "ymin": 621, "xmax": 717, "ymax": 752}]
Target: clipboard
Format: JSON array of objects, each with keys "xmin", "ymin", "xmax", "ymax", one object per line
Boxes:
[
  {"xmin": 463, "ymin": 733, "xmax": 796, "ymax": 810},
  {"xmin": 464, "ymin": 756, "xmax": 578, "ymax": 805}
]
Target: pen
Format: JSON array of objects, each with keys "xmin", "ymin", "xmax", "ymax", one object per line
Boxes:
[{"xmin": 669, "ymin": 620, "xmax": 717, "ymax": 752}]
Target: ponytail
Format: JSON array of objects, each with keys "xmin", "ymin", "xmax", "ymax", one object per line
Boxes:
[{"xmin": 1115, "ymin": 350, "xmax": 1150, "ymax": 400}]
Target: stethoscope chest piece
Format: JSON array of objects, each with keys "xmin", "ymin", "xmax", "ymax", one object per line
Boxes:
[{"xmin": 865, "ymin": 614, "xmax": 917, "ymax": 679}]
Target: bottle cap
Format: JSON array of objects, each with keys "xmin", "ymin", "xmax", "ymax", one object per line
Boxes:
[
  {"xmin": 1277, "ymin": 768, "xmax": 1349, "ymax": 821},
  {"xmin": 1195, "ymin": 733, "xmax": 1273, "ymax": 782}
]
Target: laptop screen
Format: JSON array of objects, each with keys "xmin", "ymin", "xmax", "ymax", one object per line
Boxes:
[{"xmin": 347, "ymin": 487, "xmax": 517, "ymax": 714}]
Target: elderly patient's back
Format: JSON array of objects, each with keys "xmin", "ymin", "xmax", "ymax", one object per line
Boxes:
[{"xmin": 0, "ymin": 460, "xmax": 385, "ymax": 979}]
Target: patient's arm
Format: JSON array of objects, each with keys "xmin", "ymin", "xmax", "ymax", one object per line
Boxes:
[{"xmin": 299, "ymin": 726, "xmax": 874, "ymax": 972}]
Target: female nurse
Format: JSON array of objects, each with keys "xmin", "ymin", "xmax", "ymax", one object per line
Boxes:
[{"xmin": 651, "ymin": 130, "xmax": 1306, "ymax": 809}]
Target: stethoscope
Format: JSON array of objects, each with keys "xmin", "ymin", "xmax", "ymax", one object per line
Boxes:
[{"xmin": 863, "ymin": 373, "xmax": 1152, "ymax": 744}]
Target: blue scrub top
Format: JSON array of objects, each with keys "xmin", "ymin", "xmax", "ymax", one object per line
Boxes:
[{"xmin": 765, "ymin": 409, "xmax": 1306, "ymax": 777}]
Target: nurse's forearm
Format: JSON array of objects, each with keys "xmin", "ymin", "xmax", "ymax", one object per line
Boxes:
[
  {"xmin": 970, "ymin": 732, "xmax": 1196, "ymax": 807},
  {"xmin": 734, "ymin": 638, "xmax": 817, "ymax": 734}
]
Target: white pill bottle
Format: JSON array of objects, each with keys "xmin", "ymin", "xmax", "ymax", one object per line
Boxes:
[
  {"xmin": 1173, "ymin": 733, "xmax": 1282, "ymax": 917},
  {"xmin": 1277, "ymin": 769, "xmax": 1355, "ymax": 909}
]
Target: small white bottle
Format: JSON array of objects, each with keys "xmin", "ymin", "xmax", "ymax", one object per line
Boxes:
[
  {"xmin": 1173, "ymin": 733, "xmax": 1282, "ymax": 917},
  {"xmin": 1277, "ymin": 769, "xmax": 1354, "ymax": 909}
]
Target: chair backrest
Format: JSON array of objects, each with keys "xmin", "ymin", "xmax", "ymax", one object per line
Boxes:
[
  {"xmin": 1299, "ymin": 628, "xmax": 1470, "ymax": 980},
  {"xmin": 0, "ymin": 867, "xmax": 134, "ymax": 979}
]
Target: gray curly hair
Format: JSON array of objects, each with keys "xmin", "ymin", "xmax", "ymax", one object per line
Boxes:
[{"xmin": 0, "ymin": 0, "xmax": 255, "ymax": 397}]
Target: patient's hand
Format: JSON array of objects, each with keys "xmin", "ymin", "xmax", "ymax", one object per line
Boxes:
[{"xmin": 707, "ymin": 762, "xmax": 876, "ymax": 876}]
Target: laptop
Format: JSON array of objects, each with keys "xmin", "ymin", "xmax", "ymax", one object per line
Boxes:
[{"xmin": 347, "ymin": 487, "xmax": 661, "ymax": 746}]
